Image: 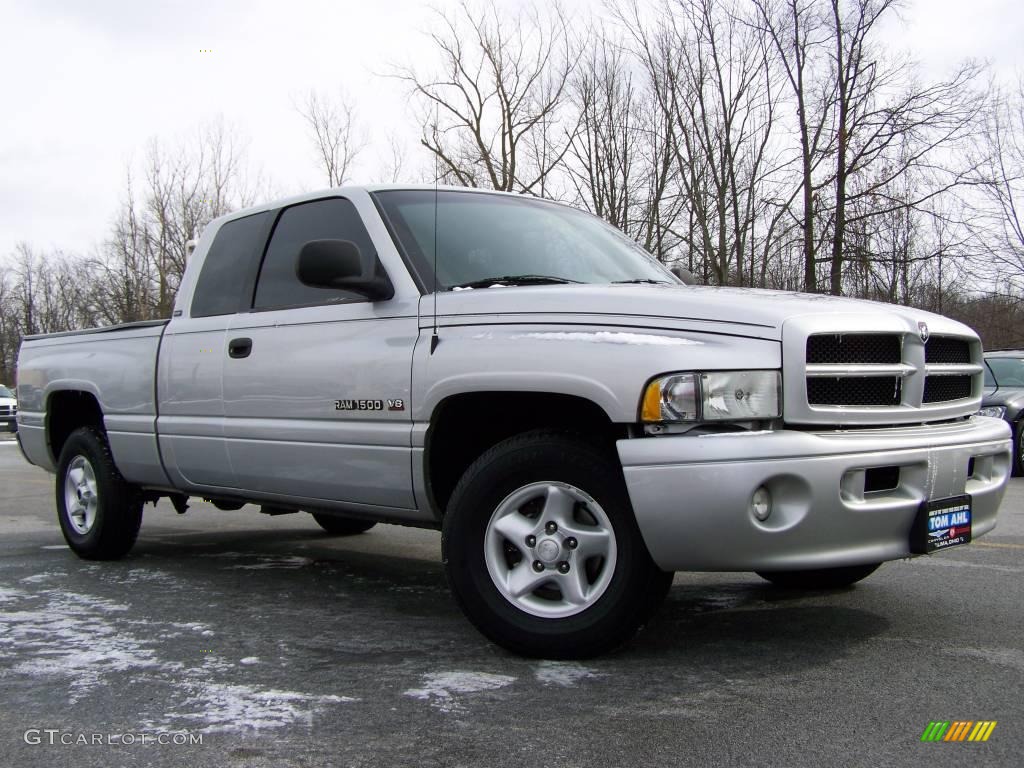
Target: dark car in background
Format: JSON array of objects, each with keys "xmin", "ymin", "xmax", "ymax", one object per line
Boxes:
[{"xmin": 981, "ymin": 351, "xmax": 1024, "ymax": 476}]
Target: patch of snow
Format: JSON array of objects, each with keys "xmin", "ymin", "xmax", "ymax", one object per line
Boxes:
[
  {"xmin": 197, "ymin": 551, "xmax": 253, "ymax": 558},
  {"xmin": 2, "ymin": 587, "xmax": 358, "ymax": 732},
  {"xmin": 512, "ymin": 331, "xmax": 702, "ymax": 347},
  {"xmin": 0, "ymin": 586, "xmax": 26, "ymax": 603},
  {"xmin": 169, "ymin": 621, "xmax": 214, "ymax": 633},
  {"xmin": 156, "ymin": 682, "xmax": 356, "ymax": 733},
  {"xmin": 20, "ymin": 572, "xmax": 66, "ymax": 584},
  {"xmin": 105, "ymin": 569, "xmax": 183, "ymax": 586},
  {"xmin": 239, "ymin": 656, "xmax": 260, "ymax": 666},
  {"xmin": 40, "ymin": 545, "xmax": 68, "ymax": 550},
  {"xmin": 535, "ymin": 661, "xmax": 601, "ymax": 687},
  {"xmin": 0, "ymin": 589, "xmax": 165, "ymax": 699},
  {"xmin": 404, "ymin": 671, "xmax": 516, "ymax": 713},
  {"xmin": 226, "ymin": 556, "xmax": 314, "ymax": 570}
]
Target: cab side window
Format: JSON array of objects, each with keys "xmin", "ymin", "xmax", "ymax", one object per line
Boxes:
[
  {"xmin": 254, "ymin": 198, "xmax": 377, "ymax": 310},
  {"xmin": 191, "ymin": 211, "xmax": 270, "ymax": 318}
]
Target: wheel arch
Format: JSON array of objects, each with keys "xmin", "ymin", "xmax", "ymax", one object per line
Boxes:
[
  {"xmin": 46, "ymin": 389, "xmax": 105, "ymax": 466},
  {"xmin": 423, "ymin": 390, "xmax": 629, "ymax": 519}
]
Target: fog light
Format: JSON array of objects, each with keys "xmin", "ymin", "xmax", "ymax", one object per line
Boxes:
[{"xmin": 751, "ymin": 486, "xmax": 772, "ymax": 521}]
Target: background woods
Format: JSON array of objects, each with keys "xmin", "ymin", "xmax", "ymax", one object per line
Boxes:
[{"xmin": 2, "ymin": 0, "xmax": 1022, "ymax": 384}]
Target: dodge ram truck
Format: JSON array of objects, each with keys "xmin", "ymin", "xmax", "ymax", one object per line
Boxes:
[{"xmin": 15, "ymin": 186, "xmax": 1013, "ymax": 658}]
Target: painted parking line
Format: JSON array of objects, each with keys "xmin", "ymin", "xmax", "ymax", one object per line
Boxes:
[{"xmin": 973, "ymin": 541, "xmax": 1024, "ymax": 550}]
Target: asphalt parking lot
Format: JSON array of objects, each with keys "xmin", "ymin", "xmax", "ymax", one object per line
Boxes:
[{"xmin": 1, "ymin": 436, "xmax": 1021, "ymax": 768}]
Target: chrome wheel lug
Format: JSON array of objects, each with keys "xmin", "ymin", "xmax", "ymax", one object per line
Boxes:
[
  {"xmin": 532, "ymin": 560, "xmax": 545, "ymax": 572},
  {"xmin": 557, "ymin": 562, "xmax": 570, "ymax": 574},
  {"xmin": 566, "ymin": 537, "xmax": 578, "ymax": 550},
  {"xmin": 526, "ymin": 535, "xmax": 536, "ymax": 547},
  {"xmin": 545, "ymin": 521, "xmax": 557, "ymax": 534}
]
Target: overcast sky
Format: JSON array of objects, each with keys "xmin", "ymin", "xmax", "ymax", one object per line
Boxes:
[{"xmin": 1, "ymin": 0, "xmax": 1021, "ymax": 262}]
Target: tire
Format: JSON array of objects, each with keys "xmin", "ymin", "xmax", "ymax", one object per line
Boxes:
[
  {"xmin": 756, "ymin": 562, "xmax": 881, "ymax": 590},
  {"xmin": 442, "ymin": 430, "xmax": 673, "ymax": 659},
  {"xmin": 310, "ymin": 513, "xmax": 377, "ymax": 536},
  {"xmin": 55, "ymin": 426, "xmax": 143, "ymax": 560},
  {"xmin": 1012, "ymin": 420, "xmax": 1024, "ymax": 478}
]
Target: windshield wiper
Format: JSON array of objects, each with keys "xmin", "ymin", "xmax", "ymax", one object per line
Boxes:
[
  {"xmin": 612, "ymin": 278, "xmax": 673, "ymax": 285},
  {"xmin": 449, "ymin": 275, "xmax": 581, "ymax": 290}
]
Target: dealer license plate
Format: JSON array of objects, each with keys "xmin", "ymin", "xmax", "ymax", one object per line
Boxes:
[{"xmin": 911, "ymin": 495, "xmax": 972, "ymax": 554}]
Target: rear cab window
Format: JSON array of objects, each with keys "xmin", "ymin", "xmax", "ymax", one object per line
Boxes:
[{"xmin": 190, "ymin": 212, "xmax": 271, "ymax": 318}]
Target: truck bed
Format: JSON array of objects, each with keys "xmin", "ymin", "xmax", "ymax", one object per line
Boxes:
[{"xmin": 16, "ymin": 320, "xmax": 169, "ymax": 484}]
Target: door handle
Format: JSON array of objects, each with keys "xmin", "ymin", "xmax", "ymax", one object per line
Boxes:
[{"xmin": 228, "ymin": 337, "xmax": 252, "ymax": 359}]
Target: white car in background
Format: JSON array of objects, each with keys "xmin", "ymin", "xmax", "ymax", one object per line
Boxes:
[{"xmin": 0, "ymin": 385, "xmax": 17, "ymax": 433}]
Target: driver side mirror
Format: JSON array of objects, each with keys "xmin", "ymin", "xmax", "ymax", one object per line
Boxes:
[
  {"xmin": 671, "ymin": 265, "xmax": 697, "ymax": 285},
  {"xmin": 295, "ymin": 239, "xmax": 394, "ymax": 301}
]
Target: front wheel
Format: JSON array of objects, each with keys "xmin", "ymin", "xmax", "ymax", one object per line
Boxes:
[
  {"xmin": 56, "ymin": 426, "xmax": 143, "ymax": 560},
  {"xmin": 442, "ymin": 431, "xmax": 672, "ymax": 659},
  {"xmin": 756, "ymin": 562, "xmax": 881, "ymax": 590}
]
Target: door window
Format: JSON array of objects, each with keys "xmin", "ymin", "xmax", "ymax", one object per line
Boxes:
[{"xmin": 254, "ymin": 198, "xmax": 377, "ymax": 310}]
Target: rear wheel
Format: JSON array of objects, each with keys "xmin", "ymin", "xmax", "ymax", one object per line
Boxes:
[
  {"xmin": 756, "ymin": 562, "xmax": 881, "ymax": 590},
  {"xmin": 443, "ymin": 431, "xmax": 672, "ymax": 659},
  {"xmin": 56, "ymin": 426, "xmax": 143, "ymax": 560},
  {"xmin": 310, "ymin": 513, "xmax": 376, "ymax": 536}
]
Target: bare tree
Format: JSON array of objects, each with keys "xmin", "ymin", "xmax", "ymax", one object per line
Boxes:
[
  {"xmin": 752, "ymin": 0, "xmax": 838, "ymax": 291},
  {"xmin": 378, "ymin": 133, "xmax": 409, "ymax": 184},
  {"xmin": 970, "ymin": 80, "xmax": 1024, "ymax": 291},
  {"xmin": 822, "ymin": 0, "xmax": 984, "ymax": 294},
  {"xmin": 296, "ymin": 89, "xmax": 365, "ymax": 186},
  {"xmin": 393, "ymin": 1, "xmax": 579, "ymax": 193},
  {"xmin": 753, "ymin": 0, "xmax": 985, "ymax": 294},
  {"xmin": 566, "ymin": 28, "xmax": 682, "ymax": 258},
  {"xmin": 621, "ymin": 0, "xmax": 787, "ymax": 285}
]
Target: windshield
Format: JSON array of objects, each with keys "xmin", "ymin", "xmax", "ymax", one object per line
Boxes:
[
  {"xmin": 374, "ymin": 190, "xmax": 677, "ymax": 290},
  {"xmin": 984, "ymin": 358, "xmax": 1024, "ymax": 387},
  {"xmin": 0, "ymin": 385, "xmax": 13, "ymax": 398}
]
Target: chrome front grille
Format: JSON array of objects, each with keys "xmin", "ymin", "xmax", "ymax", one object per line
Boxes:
[
  {"xmin": 805, "ymin": 333, "xmax": 979, "ymax": 408},
  {"xmin": 805, "ymin": 333, "xmax": 978, "ymax": 409},
  {"xmin": 925, "ymin": 337, "xmax": 971, "ymax": 364},
  {"xmin": 807, "ymin": 333, "xmax": 901, "ymax": 365},
  {"xmin": 0, "ymin": 405, "xmax": 14, "ymax": 417},
  {"xmin": 923, "ymin": 375, "xmax": 972, "ymax": 403},
  {"xmin": 783, "ymin": 317, "xmax": 983, "ymax": 426},
  {"xmin": 806, "ymin": 375, "xmax": 902, "ymax": 406}
]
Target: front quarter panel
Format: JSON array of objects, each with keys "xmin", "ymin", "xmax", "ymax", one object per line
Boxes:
[{"xmin": 412, "ymin": 323, "xmax": 782, "ymax": 423}]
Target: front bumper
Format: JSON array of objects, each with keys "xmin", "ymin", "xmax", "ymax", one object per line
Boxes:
[{"xmin": 617, "ymin": 417, "xmax": 1011, "ymax": 572}]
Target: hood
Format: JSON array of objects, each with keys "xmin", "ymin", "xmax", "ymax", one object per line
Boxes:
[
  {"xmin": 428, "ymin": 283, "xmax": 975, "ymax": 341},
  {"xmin": 982, "ymin": 386, "xmax": 1024, "ymax": 408}
]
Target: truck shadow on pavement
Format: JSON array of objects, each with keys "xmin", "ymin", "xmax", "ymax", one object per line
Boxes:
[{"xmin": 113, "ymin": 524, "xmax": 890, "ymax": 675}]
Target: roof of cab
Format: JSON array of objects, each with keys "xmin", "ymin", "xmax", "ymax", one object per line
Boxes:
[{"xmin": 208, "ymin": 184, "xmax": 572, "ymax": 230}]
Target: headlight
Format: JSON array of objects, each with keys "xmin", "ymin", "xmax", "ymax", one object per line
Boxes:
[
  {"xmin": 642, "ymin": 370, "xmax": 781, "ymax": 423},
  {"xmin": 978, "ymin": 405, "xmax": 1006, "ymax": 419}
]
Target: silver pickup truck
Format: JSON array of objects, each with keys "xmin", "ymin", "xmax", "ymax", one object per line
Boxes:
[{"xmin": 16, "ymin": 186, "xmax": 1012, "ymax": 657}]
